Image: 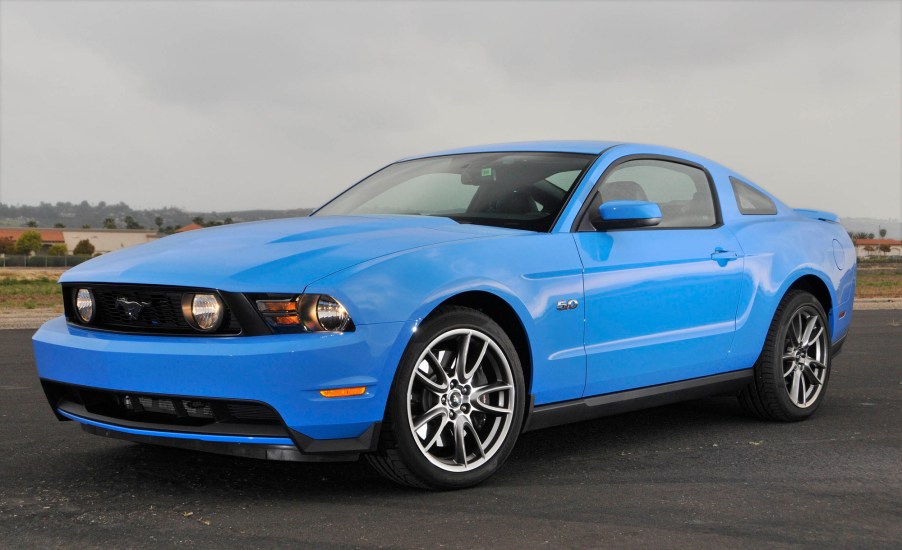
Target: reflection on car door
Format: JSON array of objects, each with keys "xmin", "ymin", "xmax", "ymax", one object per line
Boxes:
[{"xmin": 572, "ymin": 158, "xmax": 744, "ymax": 397}]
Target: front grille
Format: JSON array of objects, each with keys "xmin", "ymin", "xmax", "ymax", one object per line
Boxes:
[{"xmin": 63, "ymin": 284, "xmax": 242, "ymax": 335}]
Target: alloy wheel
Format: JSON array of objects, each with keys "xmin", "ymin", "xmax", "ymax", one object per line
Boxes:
[
  {"xmin": 782, "ymin": 306, "xmax": 829, "ymax": 408},
  {"xmin": 406, "ymin": 328, "xmax": 516, "ymax": 472}
]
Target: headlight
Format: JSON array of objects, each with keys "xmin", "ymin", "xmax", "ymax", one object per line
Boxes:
[
  {"xmin": 181, "ymin": 293, "xmax": 224, "ymax": 332},
  {"xmin": 74, "ymin": 288, "xmax": 95, "ymax": 323},
  {"xmin": 315, "ymin": 296, "xmax": 351, "ymax": 331},
  {"xmin": 255, "ymin": 294, "xmax": 353, "ymax": 332}
]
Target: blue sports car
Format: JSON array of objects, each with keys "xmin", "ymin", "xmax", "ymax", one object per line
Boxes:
[{"xmin": 33, "ymin": 141, "xmax": 856, "ymax": 489}]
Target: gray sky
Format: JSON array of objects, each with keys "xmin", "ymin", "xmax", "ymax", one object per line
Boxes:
[{"xmin": 1, "ymin": 0, "xmax": 900, "ymax": 219}]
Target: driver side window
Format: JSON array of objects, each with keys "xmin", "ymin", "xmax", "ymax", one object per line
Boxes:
[{"xmin": 591, "ymin": 159, "xmax": 717, "ymax": 229}]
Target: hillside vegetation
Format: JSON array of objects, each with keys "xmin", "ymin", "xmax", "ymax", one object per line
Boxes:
[{"xmin": 0, "ymin": 201, "xmax": 313, "ymax": 231}]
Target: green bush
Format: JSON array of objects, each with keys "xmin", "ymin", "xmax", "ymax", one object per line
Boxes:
[
  {"xmin": 14, "ymin": 230, "xmax": 43, "ymax": 255},
  {"xmin": 73, "ymin": 239, "xmax": 95, "ymax": 256},
  {"xmin": 47, "ymin": 244, "xmax": 68, "ymax": 256}
]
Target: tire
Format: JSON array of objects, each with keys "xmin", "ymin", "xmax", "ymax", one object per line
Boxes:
[
  {"xmin": 739, "ymin": 290, "xmax": 832, "ymax": 422},
  {"xmin": 366, "ymin": 306, "xmax": 525, "ymax": 489}
]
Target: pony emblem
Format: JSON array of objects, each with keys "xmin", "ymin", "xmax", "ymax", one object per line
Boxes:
[{"xmin": 115, "ymin": 297, "xmax": 151, "ymax": 320}]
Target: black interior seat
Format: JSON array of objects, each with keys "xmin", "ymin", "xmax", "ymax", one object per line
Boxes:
[
  {"xmin": 600, "ymin": 180, "xmax": 648, "ymax": 202},
  {"xmin": 495, "ymin": 189, "xmax": 538, "ymax": 214}
]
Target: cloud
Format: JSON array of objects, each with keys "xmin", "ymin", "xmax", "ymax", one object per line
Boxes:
[{"xmin": 1, "ymin": 0, "xmax": 899, "ymax": 219}]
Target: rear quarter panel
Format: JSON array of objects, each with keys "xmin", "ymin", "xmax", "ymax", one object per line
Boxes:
[{"xmin": 716, "ymin": 175, "xmax": 856, "ymax": 370}]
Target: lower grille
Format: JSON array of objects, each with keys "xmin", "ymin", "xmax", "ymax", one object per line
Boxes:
[
  {"xmin": 43, "ymin": 381, "xmax": 282, "ymax": 433},
  {"xmin": 227, "ymin": 402, "xmax": 280, "ymax": 421},
  {"xmin": 134, "ymin": 396, "xmax": 216, "ymax": 419}
]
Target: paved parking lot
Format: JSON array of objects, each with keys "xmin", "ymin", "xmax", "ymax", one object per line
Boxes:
[{"xmin": 1, "ymin": 311, "xmax": 900, "ymax": 548}]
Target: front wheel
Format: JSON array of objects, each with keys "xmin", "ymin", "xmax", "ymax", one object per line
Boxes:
[
  {"xmin": 739, "ymin": 290, "xmax": 832, "ymax": 421},
  {"xmin": 366, "ymin": 306, "xmax": 525, "ymax": 489}
]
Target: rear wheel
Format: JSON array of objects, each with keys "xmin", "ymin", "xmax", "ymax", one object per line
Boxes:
[
  {"xmin": 739, "ymin": 290, "xmax": 831, "ymax": 421},
  {"xmin": 366, "ymin": 307, "xmax": 525, "ymax": 489}
]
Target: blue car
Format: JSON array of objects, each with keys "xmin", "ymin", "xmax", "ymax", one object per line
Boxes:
[{"xmin": 33, "ymin": 141, "xmax": 856, "ymax": 488}]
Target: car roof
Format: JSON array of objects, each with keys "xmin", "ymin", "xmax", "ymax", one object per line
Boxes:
[
  {"xmin": 399, "ymin": 140, "xmax": 624, "ymax": 160},
  {"xmin": 397, "ymin": 140, "xmax": 752, "ymax": 185}
]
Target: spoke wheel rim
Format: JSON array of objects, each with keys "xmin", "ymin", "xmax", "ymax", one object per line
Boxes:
[
  {"xmin": 782, "ymin": 305, "xmax": 829, "ymax": 409},
  {"xmin": 406, "ymin": 328, "xmax": 515, "ymax": 473}
]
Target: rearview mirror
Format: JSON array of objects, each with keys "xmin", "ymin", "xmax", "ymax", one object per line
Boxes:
[{"xmin": 591, "ymin": 200, "xmax": 662, "ymax": 231}]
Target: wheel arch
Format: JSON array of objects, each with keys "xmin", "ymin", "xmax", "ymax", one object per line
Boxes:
[
  {"xmin": 426, "ymin": 290, "xmax": 534, "ymax": 397},
  {"xmin": 783, "ymin": 273, "xmax": 834, "ymax": 331}
]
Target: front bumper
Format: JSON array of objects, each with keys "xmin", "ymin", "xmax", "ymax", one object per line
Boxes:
[{"xmin": 33, "ymin": 316, "xmax": 411, "ymax": 458}]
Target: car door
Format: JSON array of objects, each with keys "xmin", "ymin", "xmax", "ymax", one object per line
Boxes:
[{"xmin": 572, "ymin": 157, "xmax": 744, "ymax": 397}]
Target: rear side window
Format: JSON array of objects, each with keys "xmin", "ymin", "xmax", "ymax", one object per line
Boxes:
[{"xmin": 730, "ymin": 177, "xmax": 777, "ymax": 215}]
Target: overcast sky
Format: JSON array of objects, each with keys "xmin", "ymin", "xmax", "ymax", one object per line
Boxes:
[{"xmin": 1, "ymin": 0, "xmax": 900, "ymax": 219}]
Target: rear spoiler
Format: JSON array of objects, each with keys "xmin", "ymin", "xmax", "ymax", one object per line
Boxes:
[{"xmin": 794, "ymin": 208, "xmax": 840, "ymax": 223}]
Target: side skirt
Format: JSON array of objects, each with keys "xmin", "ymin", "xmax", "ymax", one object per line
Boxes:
[{"xmin": 522, "ymin": 369, "xmax": 753, "ymax": 433}]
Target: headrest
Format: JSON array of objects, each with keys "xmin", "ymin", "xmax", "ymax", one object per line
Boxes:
[{"xmin": 600, "ymin": 180, "xmax": 648, "ymax": 202}]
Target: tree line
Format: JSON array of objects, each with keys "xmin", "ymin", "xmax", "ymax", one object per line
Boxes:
[
  {"xmin": 0, "ymin": 201, "xmax": 312, "ymax": 232},
  {"xmin": 0, "ymin": 230, "xmax": 95, "ymax": 257},
  {"xmin": 848, "ymin": 229, "xmax": 887, "ymax": 240}
]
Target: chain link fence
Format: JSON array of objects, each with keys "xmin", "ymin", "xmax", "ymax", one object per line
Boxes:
[{"xmin": 0, "ymin": 255, "xmax": 93, "ymax": 268}]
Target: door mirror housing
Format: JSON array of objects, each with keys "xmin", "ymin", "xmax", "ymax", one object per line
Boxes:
[{"xmin": 591, "ymin": 200, "xmax": 662, "ymax": 230}]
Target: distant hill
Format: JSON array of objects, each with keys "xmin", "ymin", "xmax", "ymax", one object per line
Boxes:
[{"xmin": 0, "ymin": 202, "xmax": 314, "ymax": 233}]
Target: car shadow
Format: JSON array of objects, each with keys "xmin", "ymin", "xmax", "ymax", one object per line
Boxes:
[{"xmin": 54, "ymin": 396, "xmax": 756, "ymax": 499}]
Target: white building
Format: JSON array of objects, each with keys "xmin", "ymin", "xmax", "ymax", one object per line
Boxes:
[
  {"xmin": 61, "ymin": 229, "xmax": 159, "ymax": 254},
  {"xmin": 0, "ymin": 227, "xmax": 158, "ymax": 255},
  {"xmin": 854, "ymin": 239, "xmax": 902, "ymax": 259}
]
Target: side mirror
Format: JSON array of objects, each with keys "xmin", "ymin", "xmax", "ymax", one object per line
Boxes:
[{"xmin": 590, "ymin": 200, "xmax": 662, "ymax": 231}]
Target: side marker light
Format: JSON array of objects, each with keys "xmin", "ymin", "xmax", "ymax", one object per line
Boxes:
[{"xmin": 319, "ymin": 386, "xmax": 367, "ymax": 398}]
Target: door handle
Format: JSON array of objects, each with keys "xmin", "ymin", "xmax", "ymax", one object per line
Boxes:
[{"xmin": 711, "ymin": 248, "xmax": 739, "ymax": 261}]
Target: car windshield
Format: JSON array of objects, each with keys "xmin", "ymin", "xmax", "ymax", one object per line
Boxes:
[{"xmin": 314, "ymin": 152, "xmax": 595, "ymax": 232}]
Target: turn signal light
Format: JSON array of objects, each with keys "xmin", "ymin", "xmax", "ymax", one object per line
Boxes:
[
  {"xmin": 255, "ymin": 298, "xmax": 300, "ymax": 326},
  {"xmin": 255, "ymin": 294, "xmax": 354, "ymax": 332},
  {"xmin": 319, "ymin": 386, "xmax": 367, "ymax": 398}
]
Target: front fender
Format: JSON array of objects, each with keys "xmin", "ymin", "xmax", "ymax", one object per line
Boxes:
[{"xmin": 306, "ymin": 232, "xmax": 588, "ymax": 405}]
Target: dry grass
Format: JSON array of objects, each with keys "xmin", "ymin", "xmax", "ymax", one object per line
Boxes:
[
  {"xmin": 0, "ymin": 269, "xmax": 64, "ymax": 311},
  {"xmin": 856, "ymin": 263, "xmax": 902, "ymax": 299},
  {"xmin": 0, "ymin": 268, "xmax": 67, "ymax": 281}
]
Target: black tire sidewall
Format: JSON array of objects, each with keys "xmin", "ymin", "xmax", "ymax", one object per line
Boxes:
[{"xmin": 386, "ymin": 308, "xmax": 525, "ymax": 489}]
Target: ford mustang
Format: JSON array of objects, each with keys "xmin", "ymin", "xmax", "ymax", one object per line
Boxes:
[{"xmin": 33, "ymin": 141, "xmax": 856, "ymax": 489}]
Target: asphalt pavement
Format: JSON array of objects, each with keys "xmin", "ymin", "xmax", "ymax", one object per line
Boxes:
[{"xmin": 1, "ymin": 311, "xmax": 900, "ymax": 548}]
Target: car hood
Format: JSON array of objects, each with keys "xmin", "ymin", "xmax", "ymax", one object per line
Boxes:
[{"xmin": 60, "ymin": 215, "xmax": 516, "ymax": 292}]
